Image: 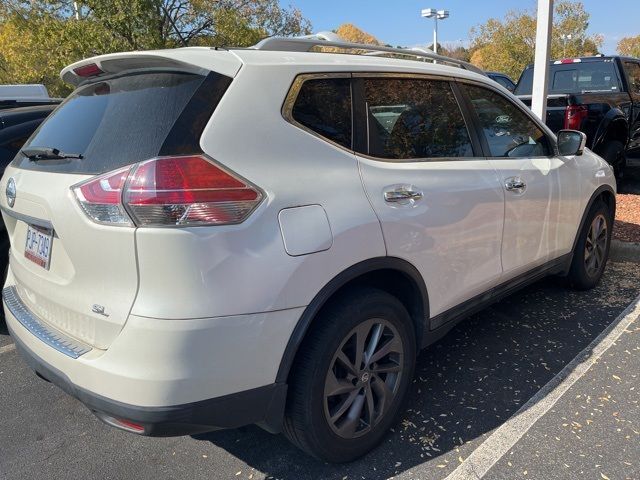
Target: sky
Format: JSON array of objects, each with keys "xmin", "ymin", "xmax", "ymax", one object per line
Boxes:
[{"xmin": 284, "ymin": 0, "xmax": 639, "ymax": 55}]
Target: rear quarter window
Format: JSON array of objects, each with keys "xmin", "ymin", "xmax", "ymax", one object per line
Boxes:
[{"xmin": 289, "ymin": 77, "xmax": 352, "ymax": 149}]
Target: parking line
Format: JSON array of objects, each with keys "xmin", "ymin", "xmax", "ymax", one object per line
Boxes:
[
  {"xmin": 0, "ymin": 343, "xmax": 16, "ymax": 355},
  {"xmin": 444, "ymin": 293, "xmax": 640, "ymax": 480}
]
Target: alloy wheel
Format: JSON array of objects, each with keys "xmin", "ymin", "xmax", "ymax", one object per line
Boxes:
[
  {"xmin": 323, "ymin": 318, "xmax": 404, "ymax": 439},
  {"xmin": 584, "ymin": 213, "xmax": 608, "ymax": 277}
]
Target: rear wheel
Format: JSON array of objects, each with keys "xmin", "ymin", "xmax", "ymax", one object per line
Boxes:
[
  {"xmin": 567, "ymin": 200, "xmax": 612, "ymax": 290},
  {"xmin": 283, "ymin": 288, "xmax": 416, "ymax": 462},
  {"xmin": 596, "ymin": 140, "xmax": 626, "ymax": 178}
]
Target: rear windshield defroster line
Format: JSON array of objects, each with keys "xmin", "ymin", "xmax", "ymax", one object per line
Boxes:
[{"xmin": 13, "ymin": 70, "xmax": 233, "ymax": 175}]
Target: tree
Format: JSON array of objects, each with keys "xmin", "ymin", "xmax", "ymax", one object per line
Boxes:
[
  {"xmin": 469, "ymin": 1, "xmax": 602, "ymax": 80},
  {"xmin": 0, "ymin": 0, "xmax": 311, "ymax": 95},
  {"xmin": 618, "ymin": 35, "xmax": 640, "ymax": 58},
  {"xmin": 335, "ymin": 23, "xmax": 380, "ymax": 45},
  {"xmin": 439, "ymin": 44, "xmax": 471, "ymax": 62}
]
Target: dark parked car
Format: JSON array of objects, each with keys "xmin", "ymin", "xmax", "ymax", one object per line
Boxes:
[
  {"xmin": 0, "ymin": 104, "xmax": 58, "ymax": 278},
  {"xmin": 486, "ymin": 71, "xmax": 517, "ymax": 92},
  {"xmin": 0, "ymin": 104, "xmax": 58, "ymax": 165},
  {"xmin": 515, "ymin": 56, "xmax": 640, "ymax": 176}
]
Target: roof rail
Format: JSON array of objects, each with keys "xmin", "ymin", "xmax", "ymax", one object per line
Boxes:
[{"xmin": 252, "ymin": 32, "xmax": 485, "ymax": 76}]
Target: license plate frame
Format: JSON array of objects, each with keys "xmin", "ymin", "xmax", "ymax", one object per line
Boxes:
[{"xmin": 24, "ymin": 224, "xmax": 53, "ymax": 270}]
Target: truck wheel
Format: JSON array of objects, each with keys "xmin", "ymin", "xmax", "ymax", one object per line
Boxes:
[
  {"xmin": 596, "ymin": 140, "xmax": 626, "ymax": 178},
  {"xmin": 567, "ymin": 200, "xmax": 612, "ymax": 290},
  {"xmin": 283, "ymin": 287, "xmax": 416, "ymax": 462}
]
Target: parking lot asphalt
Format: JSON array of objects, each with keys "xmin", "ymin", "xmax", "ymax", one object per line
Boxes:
[
  {"xmin": 1, "ymin": 261, "xmax": 640, "ymax": 480},
  {"xmin": 484, "ymin": 309, "xmax": 640, "ymax": 480}
]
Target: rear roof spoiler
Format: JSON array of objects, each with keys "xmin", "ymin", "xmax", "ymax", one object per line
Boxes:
[{"xmin": 61, "ymin": 50, "xmax": 241, "ymax": 86}]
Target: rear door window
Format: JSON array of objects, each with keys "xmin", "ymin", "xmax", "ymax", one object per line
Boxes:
[
  {"xmin": 359, "ymin": 77, "xmax": 473, "ymax": 160},
  {"xmin": 14, "ymin": 71, "xmax": 232, "ymax": 174},
  {"xmin": 463, "ymin": 84, "xmax": 551, "ymax": 158},
  {"xmin": 290, "ymin": 77, "xmax": 352, "ymax": 149}
]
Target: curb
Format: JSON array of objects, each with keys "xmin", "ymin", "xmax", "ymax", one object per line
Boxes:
[{"xmin": 610, "ymin": 239, "xmax": 640, "ymax": 263}]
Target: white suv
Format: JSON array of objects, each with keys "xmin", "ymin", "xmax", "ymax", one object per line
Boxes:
[{"xmin": 1, "ymin": 34, "xmax": 616, "ymax": 463}]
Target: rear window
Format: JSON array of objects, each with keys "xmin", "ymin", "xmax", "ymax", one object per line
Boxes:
[
  {"xmin": 13, "ymin": 71, "xmax": 231, "ymax": 174},
  {"xmin": 515, "ymin": 60, "xmax": 621, "ymax": 95}
]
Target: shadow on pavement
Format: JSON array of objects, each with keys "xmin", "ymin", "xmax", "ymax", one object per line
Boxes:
[{"xmin": 193, "ymin": 262, "xmax": 640, "ymax": 480}]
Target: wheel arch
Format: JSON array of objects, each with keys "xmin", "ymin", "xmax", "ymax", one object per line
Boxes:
[
  {"xmin": 275, "ymin": 257, "xmax": 429, "ymax": 384},
  {"xmin": 571, "ymin": 184, "xmax": 616, "ymax": 256},
  {"xmin": 592, "ymin": 110, "xmax": 628, "ymax": 151}
]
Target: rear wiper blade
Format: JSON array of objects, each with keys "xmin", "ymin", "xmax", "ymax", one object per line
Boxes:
[{"xmin": 21, "ymin": 146, "xmax": 83, "ymax": 160}]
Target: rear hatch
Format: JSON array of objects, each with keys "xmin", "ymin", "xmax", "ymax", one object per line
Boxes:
[{"xmin": 1, "ymin": 57, "xmax": 236, "ymax": 349}]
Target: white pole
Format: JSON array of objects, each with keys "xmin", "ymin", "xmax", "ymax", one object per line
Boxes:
[
  {"xmin": 433, "ymin": 17, "xmax": 438, "ymax": 54},
  {"xmin": 531, "ymin": 0, "xmax": 553, "ymax": 121}
]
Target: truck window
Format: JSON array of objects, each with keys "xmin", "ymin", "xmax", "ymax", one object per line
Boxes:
[
  {"xmin": 624, "ymin": 62, "xmax": 640, "ymax": 94},
  {"xmin": 515, "ymin": 61, "xmax": 621, "ymax": 95}
]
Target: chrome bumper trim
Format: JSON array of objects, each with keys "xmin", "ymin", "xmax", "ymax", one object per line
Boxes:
[{"xmin": 2, "ymin": 286, "xmax": 91, "ymax": 359}]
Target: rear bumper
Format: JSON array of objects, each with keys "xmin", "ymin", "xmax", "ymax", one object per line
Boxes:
[
  {"xmin": 3, "ymin": 283, "xmax": 301, "ymax": 436},
  {"xmin": 9, "ymin": 326, "xmax": 287, "ymax": 435}
]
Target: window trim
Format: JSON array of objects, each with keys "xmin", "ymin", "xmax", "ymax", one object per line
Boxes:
[
  {"xmin": 351, "ymin": 72, "xmax": 483, "ymax": 163},
  {"xmin": 456, "ymin": 77, "xmax": 558, "ymax": 159},
  {"xmin": 281, "ymin": 72, "xmax": 354, "ymax": 152}
]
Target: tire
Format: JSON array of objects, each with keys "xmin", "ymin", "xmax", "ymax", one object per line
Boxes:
[
  {"xmin": 596, "ymin": 140, "xmax": 626, "ymax": 179},
  {"xmin": 567, "ymin": 200, "xmax": 612, "ymax": 290},
  {"xmin": 283, "ymin": 287, "xmax": 416, "ymax": 463}
]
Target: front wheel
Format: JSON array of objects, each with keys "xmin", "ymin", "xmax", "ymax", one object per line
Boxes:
[
  {"xmin": 283, "ymin": 288, "xmax": 416, "ymax": 463},
  {"xmin": 567, "ymin": 200, "xmax": 612, "ymax": 290}
]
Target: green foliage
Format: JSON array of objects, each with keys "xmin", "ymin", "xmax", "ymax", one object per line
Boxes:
[
  {"xmin": 469, "ymin": 1, "xmax": 602, "ymax": 80},
  {"xmin": 618, "ymin": 35, "xmax": 640, "ymax": 58},
  {"xmin": 0, "ymin": 0, "xmax": 311, "ymax": 95}
]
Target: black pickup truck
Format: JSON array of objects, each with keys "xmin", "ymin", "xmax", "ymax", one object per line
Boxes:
[{"xmin": 515, "ymin": 56, "xmax": 640, "ymax": 176}]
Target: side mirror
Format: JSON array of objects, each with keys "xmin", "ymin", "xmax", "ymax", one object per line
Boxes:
[{"xmin": 557, "ymin": 130, "xmax": 587, "ymax": 156}]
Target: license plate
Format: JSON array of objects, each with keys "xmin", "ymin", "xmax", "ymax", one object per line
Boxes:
[{"xmin": 24, "ymin": 224, "xmax": 53, "ymax": 270}]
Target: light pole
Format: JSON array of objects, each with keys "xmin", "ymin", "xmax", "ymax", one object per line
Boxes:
[{"xmin": 421, "ymin": 8, "xmax": 449, "ymax": 54}]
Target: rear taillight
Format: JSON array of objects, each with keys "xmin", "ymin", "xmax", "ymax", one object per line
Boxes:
[
  {"xmin": 74, "ymin": 166, "xmax": 133, "ymax": 226},
  {"xmin": 73, "ymin": 155, "xmax": 262, "ymax": 227},
  {"xmin": 564, "ymin": 105, "xmax": 588, "ymax": 130}
]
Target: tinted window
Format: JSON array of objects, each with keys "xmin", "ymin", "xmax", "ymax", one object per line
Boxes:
[
  {"xmin": 14, "ymin": 71, "xmax": 231, "ymax": 174},
  {"xmin": 464, "ymin": 84, "xmax": 550, "ymax": 158},
  {"xmin": 361, "ymin": 78, "xmax": 473, "ymax": 160},
  {"xmin": 515, "ymin": 61, "xmax": 621, "ymax": 95},
  {"xmin": 0, "ymin": 120, "xmax": 41, "ymax": 165},
  {"xmin": 291, "ymin": 78, "xmax": 352, "ymax": 149},
  {"xmin": 624, "ymin": 62, "xmax": 640, "ymax": 94},
  {"xmin": 491, "ymin": 75, "xmax": 515, "ymax": 91}
]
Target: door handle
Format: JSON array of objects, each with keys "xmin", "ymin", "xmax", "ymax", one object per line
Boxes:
[
  {"xmin": 505, "ymin": 177, "xmax": 526, "ymax": 193},
  {"xmin": 384, "ymin": 187, "xmax": 423, "ymax": 203}
]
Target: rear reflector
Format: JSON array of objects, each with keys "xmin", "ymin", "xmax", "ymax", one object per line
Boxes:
[
  {"xmin": 73, "ymin": 155, "xmax": 263, "ymax": 227},
  {"xmin": 99, "ymin": 414, "xmax": 146, "ymax": 434},
  {"xmin": 73, "ymin": 63, "xmax": 104, "ymax": 77}
]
